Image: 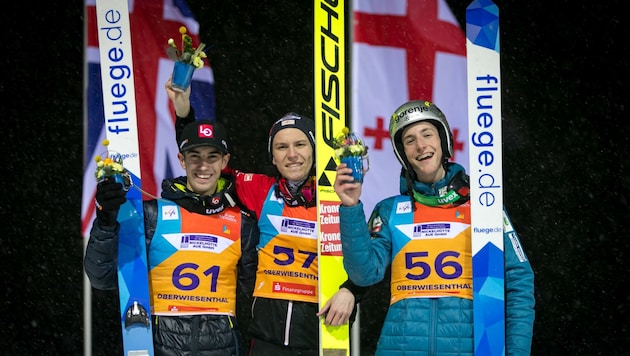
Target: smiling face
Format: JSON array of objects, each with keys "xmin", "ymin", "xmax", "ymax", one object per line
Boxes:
[
  {"xmin": 271, "ymin": 128, "xmax": 314, "ymax": 183},
  {"xmin": 178, "ymin": 146, "xmax": 229, "ymax": 196},
  {"xmin": 401, "ymin": 121, "xmax": 446, "ymax": 183}
]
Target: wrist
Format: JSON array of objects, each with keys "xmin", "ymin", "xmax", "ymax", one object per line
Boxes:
[
  {"xmin": 96, "ymin": 209, "xmax": 118, "ymax": 227},
  {"xmin": 175, "ymin": 106, "xmax": 190, "ymax": 118},
  {"xmin": 341, "ymin": 200, "xmax": 360, "ymax": 208}
]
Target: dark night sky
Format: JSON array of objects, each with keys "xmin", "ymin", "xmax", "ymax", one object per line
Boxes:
[{"xmin": 2, "ymin": 0, "xmax": 629, "ymax": 355}]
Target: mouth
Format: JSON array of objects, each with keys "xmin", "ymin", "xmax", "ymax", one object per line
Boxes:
[
  {"xmin": 195, "ymin": 173, "xmax": 212, "ymax": 179},
  {"xmin": 418, "ymin": 152, "xmax": 434, "ymax": 161}
]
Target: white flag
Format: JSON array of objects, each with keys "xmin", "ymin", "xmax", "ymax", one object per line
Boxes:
[{"xmin": 352, "ymin": 0, "xmax": 468, "ymax": 216}]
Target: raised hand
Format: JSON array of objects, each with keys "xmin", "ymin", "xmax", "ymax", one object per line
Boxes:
[{"xmin": 333, "ymin": 162, "xmax": 362, "ymax": 207}]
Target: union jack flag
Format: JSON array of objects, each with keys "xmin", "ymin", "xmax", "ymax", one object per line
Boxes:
[{"xmin": 82, "ymin": 0, "xmax": 215, "ymax": 238}]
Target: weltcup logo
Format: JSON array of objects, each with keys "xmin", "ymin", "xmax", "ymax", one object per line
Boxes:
[
  {"xmin": 395, "ymin": 201, "xmax": 412, "ymax": 214},
  {"xmin": 198, "ymin": 124, "xmax": 214, "ymax": 138},
  {"xmin": 161, "ymin": 205, "xmax": 179, "ymax": 220}
]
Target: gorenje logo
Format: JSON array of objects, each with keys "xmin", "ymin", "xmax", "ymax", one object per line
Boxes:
[
  {"xmin": 396, "ymin": 104, "xmax": 429, "ymax": 124},
  {"xmin": 198, "ymin": 124, "xmax": 214, "ymax": 138}
]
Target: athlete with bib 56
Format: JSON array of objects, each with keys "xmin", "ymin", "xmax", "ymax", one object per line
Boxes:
[{"xmin": 333, "ymin": 100, "xmax": 535, "ymax": 355}]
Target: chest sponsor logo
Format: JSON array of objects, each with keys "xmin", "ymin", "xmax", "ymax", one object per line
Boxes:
[
  {"xmin": 161, "ymin": 233, "xmax": 234, "ymax": 253},
  {"xmin": 395, "ymin": 221, "xmax": 469, "ymax": 239},
  {"xmin": 268, "ymin": 216, "xmax": 317, "ymax": 239}
]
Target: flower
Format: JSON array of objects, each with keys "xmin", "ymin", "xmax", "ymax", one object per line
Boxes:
[
  {"xmin": 332, "ymin": 127, "xmax": 369, "ymax": 160},
  {"xmin": 94, "ymin": 139, "xmax": 126, "ymax": 181},
  {"xmin": 166, "ymin": 26, "xmax": 207, "ymax": 69}
]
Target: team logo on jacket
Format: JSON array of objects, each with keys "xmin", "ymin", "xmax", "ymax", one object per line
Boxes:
[
  {"xmin": 395, "ymin": 201, "xmax": 412, "ymax": 214},
  {"xmin": 369, "ymin": 215, "xmax": 383, "ymax": 234},
  {"xmin": 161, "ymin": 205, "xmax": 179, "ymax": 220}
]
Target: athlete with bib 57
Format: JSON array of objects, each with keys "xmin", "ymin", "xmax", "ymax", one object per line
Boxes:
[{"xmin": 166, "ymin": 79, "xmax": 368, "ymax": 356}]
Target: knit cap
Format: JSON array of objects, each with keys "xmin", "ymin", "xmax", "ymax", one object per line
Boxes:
[{"xmin": 267, "ymin": 112, "xmax": 315, "ymax": 161}]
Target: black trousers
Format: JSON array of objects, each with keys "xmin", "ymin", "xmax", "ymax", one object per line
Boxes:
[{"xmin": 248, "ymin": 337, "xmax": 318, "ymax": 356}]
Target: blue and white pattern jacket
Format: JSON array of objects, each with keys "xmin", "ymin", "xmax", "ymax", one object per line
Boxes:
[{"xmin": 338, "ymin": 163, "xmax": 535, "ymax": 355}]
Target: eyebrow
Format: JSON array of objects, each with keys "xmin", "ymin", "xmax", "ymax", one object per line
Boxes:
[
  {"xmin": 405, "ymin": 127, "xmax": 434, "ymax": 137},
  {"xmin": 275, "ymin": 138, "xmax": 309, "ymax": 145}
]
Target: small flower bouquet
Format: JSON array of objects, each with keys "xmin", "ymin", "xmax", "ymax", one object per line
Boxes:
[
  {"xmin": 166, "ymin": 26, "xmax": 207, "ymax": 69},
  {"xmin": 94, "ymin": 139, "xmax": 131, "ymax": 191},
  {"xmin": 166, "ymin": 26, "xmax": 207, "ymax": 92},
  {"xmin": 332, "ymin": 127, "xmax": 369, "ymax": 160},
  {"xmin": 333, "ymin": 127, "xmax": 369, "ymax": 183}
]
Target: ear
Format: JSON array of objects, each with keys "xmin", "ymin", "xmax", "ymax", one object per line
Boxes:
[
  {"xmin": 221, "ymin": 153, "xmax": 230, "ymax": 169},
  {"xmin": 178, "ymin": 152, "xmax": 186, "ymax": 169}
]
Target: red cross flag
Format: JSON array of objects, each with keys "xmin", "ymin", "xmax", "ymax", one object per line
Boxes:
[{"xmin": 352, "ymin": 0, "xmax": 468, "ymax": 215}]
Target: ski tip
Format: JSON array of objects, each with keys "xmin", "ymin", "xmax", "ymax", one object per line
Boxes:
[{"xmin": 466, "ymin": 0, "xmax": 500, "ymax": 52}]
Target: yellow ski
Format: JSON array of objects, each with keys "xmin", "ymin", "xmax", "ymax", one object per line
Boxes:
[{"xmin": 314, "ymin": 0, "xmax": 350, "ymax": 355}]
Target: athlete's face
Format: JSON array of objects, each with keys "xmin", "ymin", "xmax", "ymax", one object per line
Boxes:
[
  {"xmin": 179, "ymin": 146, "xmax": 229, "ymax": 196},
  {"xmin": 402, "ymin": 121, "xmax": 446, "ymax": 183},
  {"xmin": 271, "ymin": 128, "xmax": 314, "ymax": 182}
]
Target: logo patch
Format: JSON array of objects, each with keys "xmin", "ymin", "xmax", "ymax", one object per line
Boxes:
[
  {"xmin": 395, "ymin": 201, "xmax": 412, "ymax": 214},
  {"xmin": 161, "ymin": 205, "xmax": 179, "ymax": 220}
]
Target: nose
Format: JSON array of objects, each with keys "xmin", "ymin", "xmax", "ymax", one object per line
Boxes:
[
  {"xmin": 196, "ymin": 162, "xmax": 210, "ymax": 171},
  {"xmin": 414, "ymin": 138, "xmax": 426, "ymax": 152},
  {"xmin": 287, "ymin": 146, "xmax": 298, "ymax": 158},
  {"xmin": 198, "ymin": 157, "xmax": 214, "ymax": 167}
]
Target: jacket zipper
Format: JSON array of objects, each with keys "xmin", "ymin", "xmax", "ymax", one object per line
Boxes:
[
  {"xmin": 284, "ymin": 300, "xmax": 293, "ymax": 346},
  {"xmin": 429, "ymin": 298, "xmax": 437, "ymax": 355}
]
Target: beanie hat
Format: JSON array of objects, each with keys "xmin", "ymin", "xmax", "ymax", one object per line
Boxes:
[
  {"xmin": 178, "ymin": 120, "xmax": 229, "ymax": 154},
  {"xmin": 267, "ymin": 112, "xmax": 315, "ymax": 162}
]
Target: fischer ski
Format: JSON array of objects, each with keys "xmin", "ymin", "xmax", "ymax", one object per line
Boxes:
[
  {"xmin": 95, "ymin": 0, "xmax": 154, "ymax": 354},
  {"xmin": 465, "ymin": 0, "xmax": 505, "ymax": 355},
  {"xmin": 314, "ymin": 0, "xmax": 351, "ymax": 355}
]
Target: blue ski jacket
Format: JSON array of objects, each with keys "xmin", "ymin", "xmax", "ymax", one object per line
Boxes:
[{"xmin": 338, "ymin": 163, "xmax": 535, "ymax": 355}]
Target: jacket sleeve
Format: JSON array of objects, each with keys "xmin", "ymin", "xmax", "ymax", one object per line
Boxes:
[
  {"xmin": 84, "ymin": 201, "xmax": 157, "ymax": 291},
  {"xmin": 339, "ymin": 201, "xmax": 393, "ymax": 287},
  {"xmin": 339, "ymin": 279, "xmax": 370, "ymax": 304},
  {"xmin": 237, "ymin": 210, "xmax": 259, "ymax": 299},
  {"xmin": 83, "ymin": 219, "xmax": 120, "ymax": 290},
  {"xmin": 175, "ymin": 106, "xmax": 196, "ymax": 142},
  {"xmin": 503, "ymin": 209, "xmax": 536, "ymax": 356}
]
